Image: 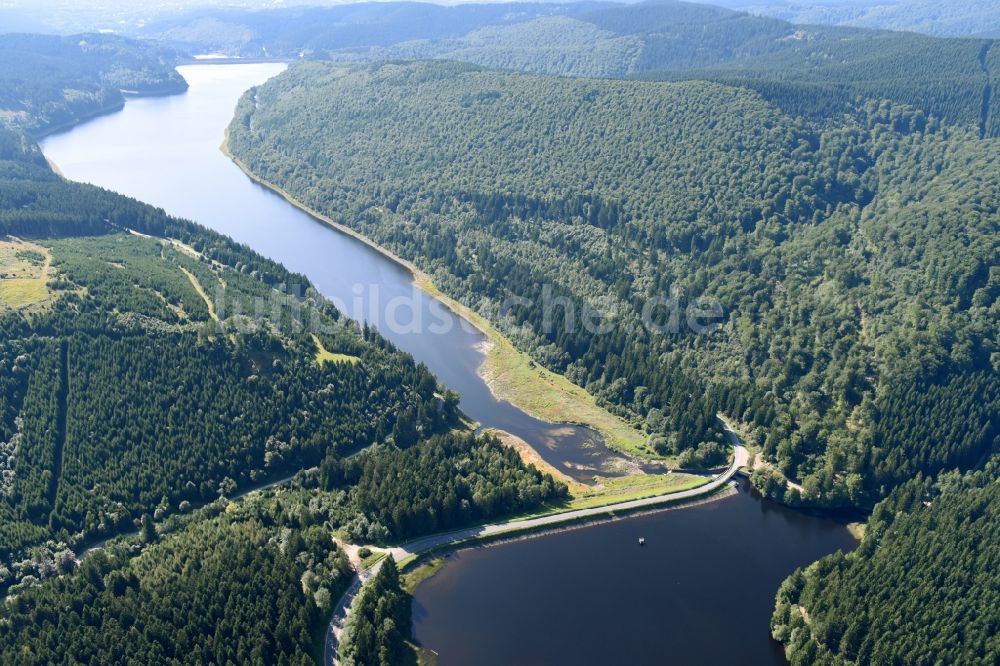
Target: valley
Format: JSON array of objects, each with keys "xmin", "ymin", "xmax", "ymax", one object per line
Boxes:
[{"xmin": 0, "ymin": 4, "xmax": 996, "ymax": 664}]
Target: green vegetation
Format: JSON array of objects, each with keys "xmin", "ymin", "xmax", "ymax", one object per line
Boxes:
[
  {"xmin": 738, "ymin": 0, "xmax": 1000, "ymax": 38},
  {"xmin": 339, "ymin": 558, "xmax": 415, "ymax": 666},
  {"xmin": 0, "ymin": 494, "xmax": 352, "ymax": 665},
  {"xmin": 227, "ymin": 137, "xmax": 650, "ymax": 454},
  {"xmin": 2, "ymin": 5, "xmax": 999, "ymax": 662},
  {"xmin": 138, "ymin": 3, "xmax": 593, "ymax": 58},
  {"xmin": 0, "ymin": 240, "xmax": 50, "ymax": 308},
  {"xmin": 652, "ymin": 28, "xmax": 991, "ymax": 128},
  {"xmin": 412, "ymin": 280, "xmax": 649, "ymax": 456},
  {"xmin": 229, "ymin": 59, "xmax": 998, "ymax": 509},
  {"xmin": 0, "ymin": 33, "xmax": 571, "ymax": 665},
  {"xmin": 143, "ymin": 1, "xmax": 997, "ymax": 133},
  {"xmin": 0, "ymin": 230, "xmax": 450, "ymax": 568},
  {"xmin": 402, "ymin": 557, "xmax": 446, "ymax": 595},
  {"xmin": 0, "ymin": 278, "xmax": 48, "ymax": 308},
  {"xmin": 478, "ymin": 471, "xmax": 711, "ymax": 525},
  {"xmin": 0, "ymin": 424, "xmax": 565, "ymax": 660},
  {"xmin": 311, "ymin": 333, "xmax": 360, "ymax": 366},
  {"xmin": 555, "ymin": 473, "xmax": 709, "ymax": 513},
  {"xmin": 772, "ymin": 466, "xmax": 1000, "ymax": 664},
  {"xmin": 381, "ymin": 15, "xmax": 644, "ymax": 79},
  {"xmin": 359, "ymin": 549, "xmax": 386, "ymax": 571},
  {"xmin": 0, "ymin": 33, "xmax": 185, "ymax": 135},
  {"xmin": 319, "ymin": 431, "xmax": 567, "ymax": 541},
  {"xmin": 0, "ymin": 161, "xmax": 567, "ymax": 615},
  {"xmin": 988, "ymin": 43, "xmax": 1000, "ymax": 138}
]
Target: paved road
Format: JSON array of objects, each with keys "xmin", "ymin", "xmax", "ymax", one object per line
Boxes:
[
  {"xmin": 386, "ymin": 437, "xmax": 747, "ymax": 562},
  {"xmin": 324, "ymin": 564, "xmax": 380, "ymax": 664},
  {"xmin": 324, "ymin": 424, "xmax": 749, "ymax": 664}
]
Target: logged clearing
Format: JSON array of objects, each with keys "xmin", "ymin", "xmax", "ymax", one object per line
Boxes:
[
  {"xmin": 0, "ymin": 239, "xmax": 52, "ymax": 308},
  {"xmin": 312, "ymin": 333, "xmax": 360, "ymax": 365}
]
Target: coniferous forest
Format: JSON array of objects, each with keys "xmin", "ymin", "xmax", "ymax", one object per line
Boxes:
[
  {"xmin": 1, "ymin": 2, "xmax": 999, "ymax": 664},
  {"xmin": 0, "ymin": 33, "xmax": 186, "ymax": 135},
  {"xmin": 217, "ymin": 8, "xmax": 999, "ymax": 659},
  {"xmin": 772, "ymin": 467, "xmax": 1000, "ymax": 665},
  {"xmin": 1, "ymin": 509, "xmax": 352, "ymax": 665},
  {"xmin": 0, "ymin": 31, "xmax": 564, "ymax": 664},
  {"xmin": 338, "ymin": 559, "xmax": 414, "ymax": 666},
  {"xmin": 229, "ymin": 59, "xmax": 999, "ymax": 509}
]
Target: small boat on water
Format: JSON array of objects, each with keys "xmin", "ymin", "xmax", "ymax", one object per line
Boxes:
[{"xmin": 638, "ymin": 537, "xmax": 646, "ymax": 546}]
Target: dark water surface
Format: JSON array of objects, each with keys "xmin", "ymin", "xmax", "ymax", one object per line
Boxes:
[
  {"xmin": 40, "ymin": 63, "xmax": 633, "ymax": 481},
  {"xmin": 413, "ymin": 481, "xmax": 856, "ymax": 665},
  {"xmin": 40, "ymin": 65, "xmax": 856, "ymax": 665}
]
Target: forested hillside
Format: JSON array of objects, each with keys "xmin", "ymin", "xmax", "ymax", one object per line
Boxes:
[
  {"xmin": 988, "ymin": 43, "xmax": 1000, "ymax": 138},
  {"xmin": 0, "ymin": 142, "xmax": 449, "ymax": 582},
  {"xmin": 338, "ymin": 558, "xmax": 413, "ymax": 666},
  {"xmin": 0, "ymin": 430, "xmax": 563, "ymax": 665},
  {"xmin": 136, "ymin": 0, "xmax": 998, "ymax": 133},
  {"xmin": 0, "ymin": 33, "xmax": 186, "ymax": 135},
  {"xmin": 1, "ymin": 504, "xmax": 352, "ymax": 665},
  {"xmin": 0, "ymin": 128, "xmax": 564, "ymax": 575},
  {"xmin": 137, "ymin": 2, "xmax": 604, "ymax": 58},
  {"xmin": 321, "ymin": 431, "xmax": 568, "ymax": 541},
  {"xmin": 417, "ymin": 4, "xmax": 994, "ymax": 129},
  {"xmin": 0, "ymin": 35, "xmax": 570, "ymax": 664},
  {"xmin": 651, "ymin": 28, "xmax": 992, "ymax": 128},
  {"xmin": 772, "ymin": 466, "xmax": 1000, "ymax": 664},
  {"xmin": 229, "ymin": 60, "xmax": 999, "ymax": 509},
  {"xmin": 731, "ymin": 0, "xmax": 1000, "ymax": 39}
]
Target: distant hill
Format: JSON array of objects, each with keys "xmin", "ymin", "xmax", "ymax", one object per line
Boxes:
[
  {"xmin": 646, "ymin": 24, "xmax": 992, "ymax": 129},
  {"xmin": 721, "ymin": 0, "xmax": 1000, "ymax": 39},
  {"xmin": 137, "ymin": 2, "xmax": 616, "ymax": 58},
  {"xmin": 0, "ymin": 33, "xmax": 186, "ymax": 135},
  {"xmin": 135, "ymin": 1, "xmax": 997, "ymax": 132}
]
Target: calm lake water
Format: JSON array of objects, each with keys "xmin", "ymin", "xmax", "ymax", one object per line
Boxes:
[
  {"xmin": 41, "ymin": 63, "xmax": 632, "ymax": 481},
  {"xmin": 40, "ymin": 64, "xmax": 856, "ymax": 665},
  {"xmin": 413, "ymin": 481, "xmax": 855, "ymax": 665}
]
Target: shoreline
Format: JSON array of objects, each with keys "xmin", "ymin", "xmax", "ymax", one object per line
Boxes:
[
  {"xmin": 30, "ymin": 83, "xmax": 190, "ymax": 141},
  {"xmin": 329, "ymin": 476, "xmax": 744, "ymax": 662},
  {"xmin": 389, "ymin": 438, "xmax": 748, "ymax": 569},
  {"xmin": 28, "ymin": 98, "xmax": 125, "ymax": 140},
  {"xmin": 405, "ymin": 483, "xmax": 739, "ymax": 575},
  {"xmin": 486, "ymin": 428, "xmax": 584, "ymax": 489},
  {"xmin": 220, "ymin": 129, "xmax": 652, "ymax": 461}
]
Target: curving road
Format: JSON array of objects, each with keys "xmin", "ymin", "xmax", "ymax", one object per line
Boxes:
[
  {"xmin": 386, "ymin": 437, "xmax": 747, "ymax": 563},
  {"xmin": 324, "ymin": 423, "xmax": 749, "ymax": 664}
]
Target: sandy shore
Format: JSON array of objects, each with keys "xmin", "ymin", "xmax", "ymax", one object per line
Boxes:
[{"xmin": 220, "ymin": 130, "xmax": 648, "ymax": 456}]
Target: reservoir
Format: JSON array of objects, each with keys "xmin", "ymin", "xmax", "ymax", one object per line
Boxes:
[
  {"xmin": 41, "ymin": 63, "xmax": 630, "ymax": 481},
  {"xmin": 40, "ymin": 64, "xmax": 856, "ymax": 665},
  {"xmin": 412, "ymin": 480, "xmax": 855, "ymax": 665}
]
